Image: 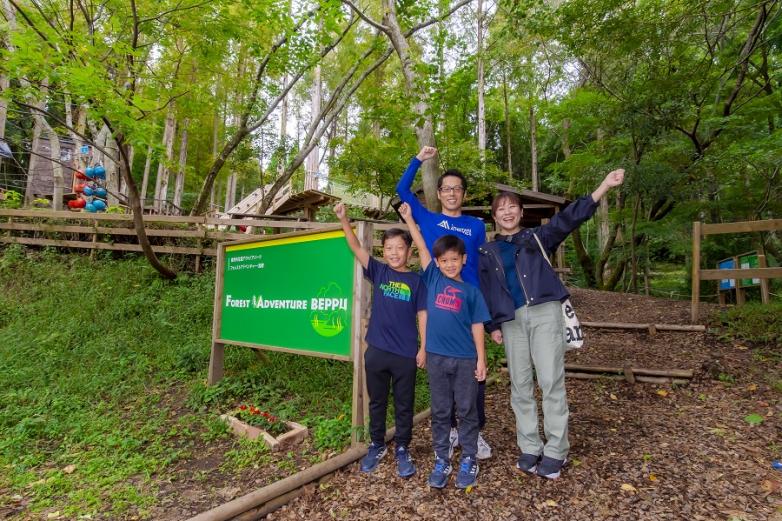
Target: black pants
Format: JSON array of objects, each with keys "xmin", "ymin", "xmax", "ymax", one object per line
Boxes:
[
  {"xmin": 451, "ymin": 380, "xmax": 486, "ymax": 430},
  {"xmin": 365, "ymin": 345, "xmax": 417, "ymax": 447}
]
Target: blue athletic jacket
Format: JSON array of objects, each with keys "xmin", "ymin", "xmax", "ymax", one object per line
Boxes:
[{"xmin": 478, "ymin": 195, "xmax": 599, "ymax": 333}]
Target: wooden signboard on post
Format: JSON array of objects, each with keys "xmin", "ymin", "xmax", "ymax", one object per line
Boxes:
[{"xmin": 208, "ymin": 224, "xmax": 372, "ymax": 446}]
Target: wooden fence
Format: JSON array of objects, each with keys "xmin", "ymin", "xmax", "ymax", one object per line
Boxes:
[
  {"xmin": 691, "ymin": 218, "xmax": 782, "ymax": 322},
  {"xmin": 0, "ymin": 210, "xmax": 336, "ymax": 266},
  {"xmin": 0, "ymin": 209, "xmax": 573, "ymax": 276}
]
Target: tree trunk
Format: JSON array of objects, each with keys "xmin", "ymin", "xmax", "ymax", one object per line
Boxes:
[
  {"xmin": 562, "ymin": 117, "xmax": 597, "ymax": 287},
  {"xmin": 173, "ymin": 119, "xmax": 189, "ymax": 214},
  {"xmin": 0, "ymin": 73, "xmax": 8, "ymax": 140},
  {"xmin": 305, "ymin": 62, "xmax": 322, "ymax": 190},
  {"xmin": 529, "ymin": 103, "xmax": 538, "ymax": 191},
  {"xmin": 0, "ymin": 0, "xmax": 14, "ymax": 141},
  {"xmin": 278, "ymin": 77, "xmax": 288, "ymax": 179},
  {"xmin": 476, "ymin": 0, "xmax": 486, "ymax": 161},
  {"xmin": 154, "ymin": 110, "xmax": 176, "ymax": 213},
  {"xmin": 503, "ymin": 69, "xmax": 512, "ymax": 177},
  {"xmin": 630, "ymin": 194, "xmax": 641, "ymax": 293},
  {"xmin": 382, "ymin": 0, "xmax": 440, "ymax": 209},
  {"xmin": 25, "ymin": 101, "xmax": 44, "ymax": 205},
  {"xmin": 104, "ymin": 134, "xmax": 120, "ymax": 206},
  {"xmin": 225, "ymin": 173, "xmax": 237, "ymax": 211},
  {"xmin": 140, "ymin": 145, "xmax": 153, "ymax": 208}
]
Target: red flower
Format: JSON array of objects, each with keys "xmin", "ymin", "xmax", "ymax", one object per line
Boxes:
[{"xmin": 239, "ymin": 405, "xmax": 247, "ymax": 410}]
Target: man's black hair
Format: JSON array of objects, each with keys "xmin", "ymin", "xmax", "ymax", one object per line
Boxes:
[
  {"xmin": 437, "ymin": 169, "xmax": 468, "ymax": 192},
  {"xmin": 432, "ymin": 234, "xmax": 465, "ymax": 258},
  {"xmin": 382, "ymin": 228, "xmax": 413, "ymax": 247}
]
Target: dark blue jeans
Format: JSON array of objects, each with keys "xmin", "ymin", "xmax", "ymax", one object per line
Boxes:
[
  {"xmin": 364, "ymin": 345, "xmax": 417, "ymax": 447},
  {"xmin": 451, "ymin": 380, "xmax": 486, "ymax": 430},
  {"xmin": 427, "ymin": 352, "xmax": 479, "ymax": 460}
]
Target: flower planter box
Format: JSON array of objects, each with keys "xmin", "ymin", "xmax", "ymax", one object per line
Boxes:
[{"xmin": 220, "ymin": 414, "xmax": 308, "ymax": 452}]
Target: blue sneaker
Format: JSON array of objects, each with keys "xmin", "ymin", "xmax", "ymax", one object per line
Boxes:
[
  {"xmin": 427, "ymin": 457, "xmax": 452, "ymax": 488},
  {"xmin": 516, "ymin": 453, "xmax": 539, "ymax": 474},
  {"xmin": 536, "ymin": 455, "xmax": 566, "ymax": 480},
  {"xmin": 360, "ymin": 442, "xmax": 387, "ymax": 473},
  {"xmin": 395, "ymin": 445, "xmax": 416, "ymax": 478},
  {"xmin": 455, "ymin": 455, "xmax": 479, "ymax": 489}
]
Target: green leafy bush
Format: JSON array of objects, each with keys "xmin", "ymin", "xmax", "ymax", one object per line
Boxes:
[
  {"xmin": 0, "ymin": 189, "xmax": 22, "ymax": 208},
  {"xmin": 717, "ymin": 302, "xmax": 782, "ymax": 346}
]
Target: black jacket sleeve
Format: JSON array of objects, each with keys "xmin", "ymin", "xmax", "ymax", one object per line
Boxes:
[{"xmin": 535, "ymin": 195, "xmax": 600, "ymax": 253}]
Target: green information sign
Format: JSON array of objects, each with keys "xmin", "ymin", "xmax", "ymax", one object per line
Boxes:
[
  {"xmin": 738, "ymin": 251, "xmax": 760, "ymax": 287},
  {"xmin": 214, "ymin": 228, "xmax": 356, "ymax": 360}
]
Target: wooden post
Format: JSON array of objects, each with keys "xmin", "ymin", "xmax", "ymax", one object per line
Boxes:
[
  {"xmin": 691, "ymin": 221, "xmax": 701, "ymax": 323},
  {"xmin": 734, "ymin": 256, "xmax": 746, "ymax": 305},
  {"xmin": 208, "ymin": 243, "xmax": 226, "ymax": 385},
  {"xmin": 90, "ymin": 219, "xmax": 98, "ymax": 260},
  {"xmin": 758, "ymin": 254, "xmax": 770, "ymax": 304},
  {"xmin": 350, "ymin": 221, "xmax": 372, "ymax": 446}
]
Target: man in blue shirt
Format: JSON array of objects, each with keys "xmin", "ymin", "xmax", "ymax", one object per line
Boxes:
[{"xmin": 396, "ymin": 146, "xmax": 492, "ymax": 460}]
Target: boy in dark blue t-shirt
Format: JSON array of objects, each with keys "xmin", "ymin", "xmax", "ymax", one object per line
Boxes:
[
  {"xmin": 335, "ymin": 203, "xmax": 427, "ymax": 478},
  {"xmin": 399, "ymin": 203, "xmax": 490, "ymax": 490}
]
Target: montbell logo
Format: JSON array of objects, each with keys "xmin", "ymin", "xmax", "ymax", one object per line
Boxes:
[
  {"xmin": 435, "ymin": 285, "xmax": 463, "ymax": 312},
  {"xmin": 436, "ymin": 220, "xmax": 472, "ymax": 236}
]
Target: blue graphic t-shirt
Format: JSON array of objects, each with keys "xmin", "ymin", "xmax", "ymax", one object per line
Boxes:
[
  {"xmin": 396, "ymin": 157, "xmax": 486, "ymax": 288},
  {"xmin": 421, "ymin": 263, "xmax": 490, "ymax": 359},
  {"xmin": 364, "ymin": 257, "xmax": 427, "ymax": 358}
]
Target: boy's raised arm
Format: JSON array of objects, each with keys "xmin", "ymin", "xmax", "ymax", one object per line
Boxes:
[
  {"xmin": 399, "ymin": 202, "xmax": 432, "ymax": 269},
  {"xmin": 334, "ymin": 202, "xmax": 370, "ymax": 269}
]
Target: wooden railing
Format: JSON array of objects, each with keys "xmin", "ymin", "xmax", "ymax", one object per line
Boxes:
[
  {"xmin": 0, "ymin": 209, "xmax": 335, "ymax": 264},
  {"xmin": 691, "ymin": 218, "xmax": 782, "ymax": 322}
]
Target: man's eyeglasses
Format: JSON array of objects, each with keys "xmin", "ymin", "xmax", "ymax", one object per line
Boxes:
[{"xmin": 438, "ymin": 186, "xmax": 464, "ymax": 194}]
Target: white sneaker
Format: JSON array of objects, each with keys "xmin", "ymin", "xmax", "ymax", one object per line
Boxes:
[
  {"xmin": 448, "ymin": 427, "xmax": 459, "ymax": 459},
  {"xmin": 477, "ymin": 432, "xmax": 492, "ymax": 460}
]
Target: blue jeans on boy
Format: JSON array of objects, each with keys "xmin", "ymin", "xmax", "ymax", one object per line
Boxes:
[{"xmin": 428, "ymin": 352, "xmax": 479, "ymax": 460}]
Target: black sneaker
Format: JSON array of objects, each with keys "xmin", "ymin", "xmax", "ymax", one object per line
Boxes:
[
  {"xmin": 536, "ymin": 455, "xmax": 566, "ymax": 479},
  {"xmin": 360, "ymin": 442, "xmax": 387, "ymax": 473},
  {"xmin": 516, "ymin": 453, "xmax": 539, "ymax": 474}
]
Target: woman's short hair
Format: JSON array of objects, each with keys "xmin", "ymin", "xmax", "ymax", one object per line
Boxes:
[{"xmin": 491, "ymin": 191, "xmax": 523, "ymax": 216}]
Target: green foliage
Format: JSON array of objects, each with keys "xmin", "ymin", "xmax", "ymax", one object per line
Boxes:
[
  {"xmin": 717, "ymin": 302, "xmax": 782, "ymax": 346},
  {"xmin": 310, "ymin": 404, "xmax": 354, "ymax": 452},
  {"xmin": 0, "ymin": 249, "xmax": 404, "ymax": 516},
  {"xmin": 0, "ymin": 190, "xmax": 22, "ymax": 209}
]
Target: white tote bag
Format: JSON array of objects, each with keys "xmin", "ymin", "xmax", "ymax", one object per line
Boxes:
[{"xmin": 532, "ymin": 233, "xmax": 584, "ymax": 350}]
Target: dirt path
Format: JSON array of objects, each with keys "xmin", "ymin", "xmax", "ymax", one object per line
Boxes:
[{"xmin": 264, "ymin": 289, "xmax": 782, "ymax": 520}]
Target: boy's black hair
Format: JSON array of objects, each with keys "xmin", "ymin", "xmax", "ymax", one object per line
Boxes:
[
  {"xmin": 437, "ymin": 169, "xmax": 468, "ymax": 192},
  {"xmin": 382, "ymin": 227, "xmax": 413, "ymax": 247},
  {"xmin": 432, "ymin": 234, "xmax": 465, "ymax": 258}
]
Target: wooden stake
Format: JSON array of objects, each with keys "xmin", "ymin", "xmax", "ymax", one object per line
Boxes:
[{"xmin": 691, "ymin": 221, "xmax": 701, "ymax": 323}]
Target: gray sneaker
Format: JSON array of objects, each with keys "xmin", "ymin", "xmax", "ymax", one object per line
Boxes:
[
  {"xmin": 536, "ymin": 455, "xmax": 566, "ymax": 479},
  {"xmin": 516, "ymin": 453, "xmax": 539, "ymax": 474},
  {"xmin": 448, "ymin": 427, "xmax": 459, "ymax": 459},
  {"xmin": 476, "ymin": 432, "xmax": 492, "ymax": 460}
]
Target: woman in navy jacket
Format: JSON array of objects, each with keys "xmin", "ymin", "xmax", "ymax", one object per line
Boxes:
[{"xmin": 478, "ymin": 169, "xmax": 624, "ymax": 480}]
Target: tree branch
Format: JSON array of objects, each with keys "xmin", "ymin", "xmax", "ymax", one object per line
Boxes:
[{"xmin": 341, "ymin": 0, "xmax": 389, "ymax": 34}]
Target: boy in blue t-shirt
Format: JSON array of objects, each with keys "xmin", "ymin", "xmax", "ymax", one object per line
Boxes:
[
  {"xmin": 399, "ymin": 202, "xmax": 490, "ymax": 490},
  {"xmin": 335, "ymin": 203, "xmax": 427, "ymax": 478}
]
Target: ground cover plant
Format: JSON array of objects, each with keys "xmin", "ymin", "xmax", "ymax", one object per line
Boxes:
[{"xmin": 0, "ymin": 246, "xmax": 433, "ymax": 519}]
